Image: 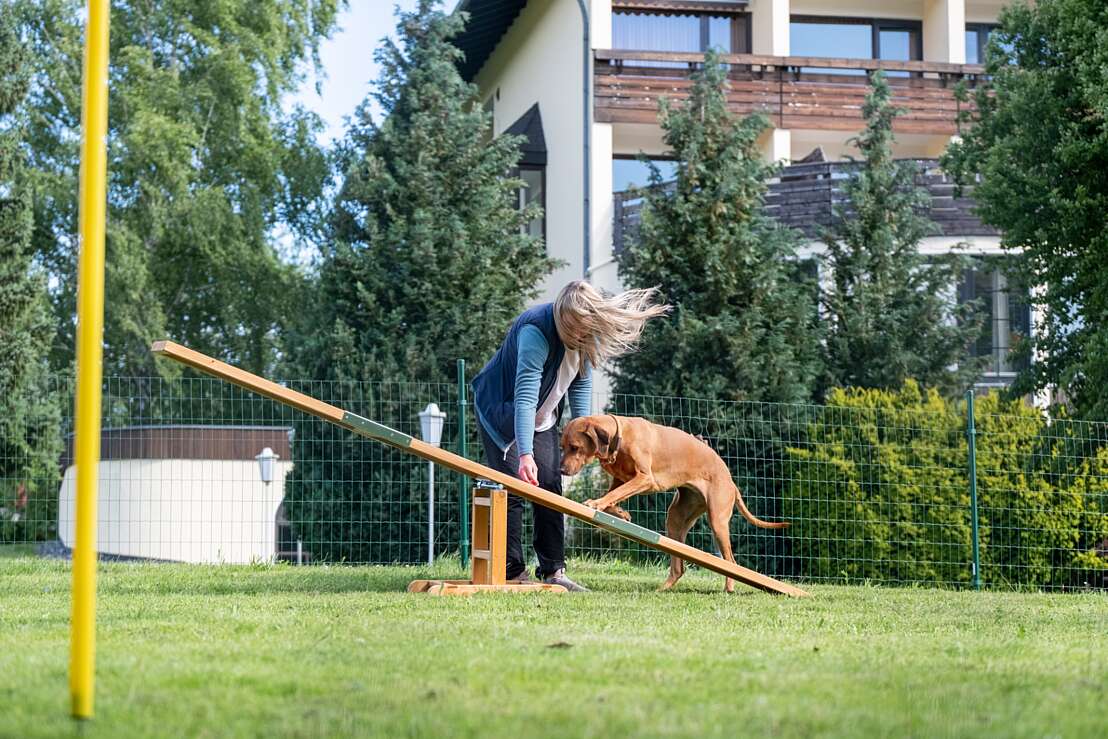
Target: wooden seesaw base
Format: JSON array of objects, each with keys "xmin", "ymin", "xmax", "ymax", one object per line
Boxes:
[
  {"xmin": 151, "ymin": 340, "xmax": 809, "ymax": 598},
  {"xmin": 407, "ymin": 481, "xmax": 566, "ymax": 595}
]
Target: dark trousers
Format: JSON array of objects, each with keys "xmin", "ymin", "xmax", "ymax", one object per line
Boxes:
[{"xmin": 478, "ymin": 424, "xmax": 566, "ymax": 579}]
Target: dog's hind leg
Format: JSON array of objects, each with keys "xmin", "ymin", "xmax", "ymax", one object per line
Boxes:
[
  {"xmin": 706, "ymin": 495, "xmax": 740, "ymax": 593},
  {"xmin": 659, "ymin": 488, "xmax": 705, "ymax": 592}
]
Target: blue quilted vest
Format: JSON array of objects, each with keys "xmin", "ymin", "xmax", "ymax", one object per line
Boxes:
[{"xmin": 472, "ymin": 303, "xmax": 566, "ymax": 451}]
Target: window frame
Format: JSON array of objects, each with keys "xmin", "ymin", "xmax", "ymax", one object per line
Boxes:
[
  {"xmin": 612, "ymin": 154, "xmax": 681, "ymax": 197},
  {"xmin": 965, "ymin": 23, "xmax": 999, "ymax": 65},
  {"xmin": 611, "ymin": 7, "xmax": 752, "ymax": 55},
  {"xmin": 959, "ymin": 260, "xmax": 1032, "ymax": 377},
  {"xmin": 513, "ymin": 164, "xmax": 546, "ymax": 245},
  {"xmin": 789, "ymin": 15, "xmax": 923, "ymax": 62}
]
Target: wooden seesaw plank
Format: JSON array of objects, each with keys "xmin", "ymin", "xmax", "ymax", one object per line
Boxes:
[{"xmin": 151, "ymin": 340, "xmax": 809, "ymax": 597}]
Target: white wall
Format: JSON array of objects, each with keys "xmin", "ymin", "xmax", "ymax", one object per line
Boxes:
[
  {"xmin": 792, "ymin": 129, "xmax": 951, "ymax": 160},
  {"xmin": 589, "ymin": 0, "xmax": 617, "ymax": 294},
  {"xmin": 58, "ymin": 459, "xmax": 293, "ymax": 564},
  {"xmin": 791, "ymin": 0, "xmax": 924, "ymax": 21},
  {"xmin": 965, "ymin": 0, "xmax": 1007, "ymax": 24},
  {"xmin": 612, "ymin": 123, "xmax": 667, "ymax": 158},
  {"xmin": 476, "ymin": 0, "xmax": 588, "ymax": 303},
  {"xmin": 590, "ymin": 122, "xmax": 618, "ymax": 294},
  {"xmin": 924, "ymin": 0, "xmax": 967, "ymax": 63},
  {"xmin": 591, "ymin": 0, "xmax": 611, "ymax": 44},
  {"xmin": 750, "ymin": 0, "xmax": 791, "ymax": 55}
]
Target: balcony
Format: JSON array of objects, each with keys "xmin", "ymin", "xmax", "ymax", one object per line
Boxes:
[
  {"xmin": 594, "ymin": 50, "xmax": 986, "ymax": 135},
  {"xmin": 612, "ymin": 159, "xmax": 996, "ymax": 253}
]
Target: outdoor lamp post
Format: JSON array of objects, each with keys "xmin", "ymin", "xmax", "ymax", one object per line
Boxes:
[
  {"xmin": 418, "ymin": 403, "xmax": 446, "ymax": 566},
  {"xmin": 255, "ymin": 447, "xmax": 278, "ymax": 486}
]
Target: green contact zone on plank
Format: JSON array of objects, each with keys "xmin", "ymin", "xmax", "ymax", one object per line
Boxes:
[
  {"xmin": 593, "ymin": 509, "xmax": 662, "ymax": 545},
  {"xmin": 342, "ymin": 412, "xmax": 413, "ymax": 448}
]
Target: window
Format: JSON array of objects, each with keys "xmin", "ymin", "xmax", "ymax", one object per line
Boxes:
[
  {"xmin": 613, "ymin": 156, "xmax": 678, "ymax": 193},
  {"xmin": 965, "ymin": 23, "xmax": 999, "ymax": 65},
  {"xmin": 612, "ymin": 10, "xmax": 751, "ymax": 57},
  {"xmin": 878, "ymin": 26, "xmax": 914, "ymax": 63},
  {"xmin": 612, "ymin": 156, "xmax": 678, "ymax": 253},
  {"xmin": 514, "ymin": 166, "xmax": 545, "ymax": 241},
  {"xmin": 960, "ymin": 263, "xmax": 1032, "ymax": 376},
  {"xmin": 503, "ymin": 104, "xmax": 546, "ymax": 242},
  {"xmin": 790, "ymin": 17, "xmax": 921, "ymax": 75},
  {"xmin": 791, "ymin": 19, "xmax": 872, "ymax": 62},
  {"xmin": 481, "ymin": 95, "xmax": 495, "ymax": 142}
]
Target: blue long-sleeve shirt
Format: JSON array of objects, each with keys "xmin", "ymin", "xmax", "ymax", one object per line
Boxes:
[{"xmin": 514, "ymin": 324, "xmax": 592, "ymax": 456}]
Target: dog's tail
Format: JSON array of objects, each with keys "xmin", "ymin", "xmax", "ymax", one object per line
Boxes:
[{"xmin": 734, "ymin": 486, "xmax": 789, "ymax": 529}]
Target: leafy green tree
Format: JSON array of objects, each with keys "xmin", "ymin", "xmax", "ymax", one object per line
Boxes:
[
  {"xmin": 821, "ymin": 72, "xmax": 983, "ymax": 396},
  {"xmin": 0, "ymin": 9, "xmax": 61, "ymax": 542},
  {"xmin": 284, "ymin": 0, "xmax": 554, "ymax": 562},
  {"xmin": 611, "ymin": 51, "xmax": 821, "ymax": 570},
  {"xmin": 614, "ymin": 50, "xmax": 821, "ymax": 405},
  {"xmin": 12, "ymin": 0, "xmax": 340, "ymax": 380},
  {"xmin": 943, "ymin": 0, "xmax": 1108, "ymax": 419}
]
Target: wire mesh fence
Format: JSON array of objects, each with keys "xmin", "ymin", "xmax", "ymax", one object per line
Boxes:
[{"xmin": 1, "ymin": 373, "xmax": 1105, "ymax": 591}]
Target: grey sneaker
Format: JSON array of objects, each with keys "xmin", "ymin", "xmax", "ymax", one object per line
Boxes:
[
  {"xmin": 543, "ymin": 568, "xmax": 589, "ymax": 592},
  {"xmin": 508, "ymin": 568, "xmax": 532, "ymax": 583}
]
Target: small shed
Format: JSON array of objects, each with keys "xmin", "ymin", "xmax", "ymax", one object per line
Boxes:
[{"xmin": 58, "ymin": 425, "xmax": 294, "ymax": 564}]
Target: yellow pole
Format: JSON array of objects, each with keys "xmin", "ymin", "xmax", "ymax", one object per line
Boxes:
[{"xmin": 70, "ymin": 0, "xmax": 110, "ymax": 721}]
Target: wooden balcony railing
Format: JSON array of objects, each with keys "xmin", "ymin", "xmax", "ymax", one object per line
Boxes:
[
  {"xmin": 595, "ymin": 50, "xmax": 987, "ymax": 135},
  {"xmin": 612, "ymin": 159, "xmax": 995, "ymax": 253}
]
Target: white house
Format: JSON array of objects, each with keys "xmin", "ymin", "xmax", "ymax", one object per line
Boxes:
[
  {"xmin": 453, "ymin": 0, "xmax": 1026, "ymax": 388},
  {"xmin": 58, "ymin": 425, "xmax": 295, "ymax": 564}
]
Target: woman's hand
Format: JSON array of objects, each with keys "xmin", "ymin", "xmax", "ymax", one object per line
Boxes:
[{"xmin": 517, "ymin": 453, "xmax": 539, "ymax": 486}]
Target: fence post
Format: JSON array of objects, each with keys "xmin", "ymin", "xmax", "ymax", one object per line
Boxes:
[
  {"xmin": 965, "ymin": 390, "xmax": 982, "ymax": 590},
  {"xmin": 457, "ymin": 359, "xmax": 470, "ymax": 564}
]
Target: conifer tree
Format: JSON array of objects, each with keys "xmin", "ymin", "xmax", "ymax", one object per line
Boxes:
[
  {"xmin": 612, "ymin": 51, "xmax": 820, "ymax": 572},
  {"xmin": 615, "ymin": 50, "xmax": 820, "ymax": 406},
  {"xmin": 284, "ymin": 0, "xmax": 554, "ymax": 562},
  {"xmin": 821, "ymin": 72, "xmax": 982, "ymax": 395}
]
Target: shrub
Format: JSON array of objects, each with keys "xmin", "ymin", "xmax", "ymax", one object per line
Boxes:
[{"xmin": 783, "ymin": 383, "xmax": 1107, "ymax": 587}]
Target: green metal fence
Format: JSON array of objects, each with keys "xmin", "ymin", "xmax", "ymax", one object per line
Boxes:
[{"xmin": 1, "ymin": 373, "xmax": 1105, "ymax": 590}]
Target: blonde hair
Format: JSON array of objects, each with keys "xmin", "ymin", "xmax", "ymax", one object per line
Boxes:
[{"xmin": 553, "ymin": 281, "xmax": 671, "ymax": 370}]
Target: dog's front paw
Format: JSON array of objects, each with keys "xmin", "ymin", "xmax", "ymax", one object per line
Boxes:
[{"xmin": 606, "ymin": 505, "xmax": 632, "ymax": 522}]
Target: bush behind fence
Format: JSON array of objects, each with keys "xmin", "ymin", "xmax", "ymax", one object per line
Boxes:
[{"xmin": 1, "ymin": 374, "xmax": 1105, "ymax": 590}]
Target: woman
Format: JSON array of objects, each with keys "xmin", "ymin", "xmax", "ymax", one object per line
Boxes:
[{"xmin": 472, "ymin": 280, "xmax": 669, "ymax": 591}]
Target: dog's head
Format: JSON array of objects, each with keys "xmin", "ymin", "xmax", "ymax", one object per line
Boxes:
[{"xmin": 559, "ymin": 416, "xmax": 615, "ymax": 476}]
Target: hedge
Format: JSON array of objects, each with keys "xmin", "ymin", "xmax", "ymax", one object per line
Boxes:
[{"xmin": 783, "ymin": 382, "xmax": 1108, "ymax": 587}]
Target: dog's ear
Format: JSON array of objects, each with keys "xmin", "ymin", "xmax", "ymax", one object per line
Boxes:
[
  {"xmin": 585, "ymin": 421, "xmax": 611, "ymax": 458},
  {"xmin": 594, "ymin": 423, "xmax": 611, "ymax": 455},
  {"xmin": 583, "ymin": 424, "xmax": 600, "ymax": 456}
]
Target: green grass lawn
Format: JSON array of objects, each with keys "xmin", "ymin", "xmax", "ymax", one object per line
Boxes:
[
  {"xmin": 0, "ymin": 543, "xmax": 38, "ymax": 558},
  {"xmin": 2, "ymin": 557, "xmax": 1105, "ymax": 739}
]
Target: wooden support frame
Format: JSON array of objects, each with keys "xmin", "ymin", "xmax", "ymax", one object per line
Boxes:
[
  {"xmin": 151, "ymin": 340, "xmax": 809, "ymax": 597},
  {"xmin": 408, "ymin": 483, "xmax": 568, "ymax": 595}
]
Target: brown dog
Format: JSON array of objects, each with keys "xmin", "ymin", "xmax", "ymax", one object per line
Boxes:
[{"xmin": 560, "ymin": 414, "xmax": 788, "ymax": 592}]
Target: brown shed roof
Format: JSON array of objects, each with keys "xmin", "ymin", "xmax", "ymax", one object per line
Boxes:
[{"xmin": 61, "ymin": 425, "xmax": 293, "ymax": 468}]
